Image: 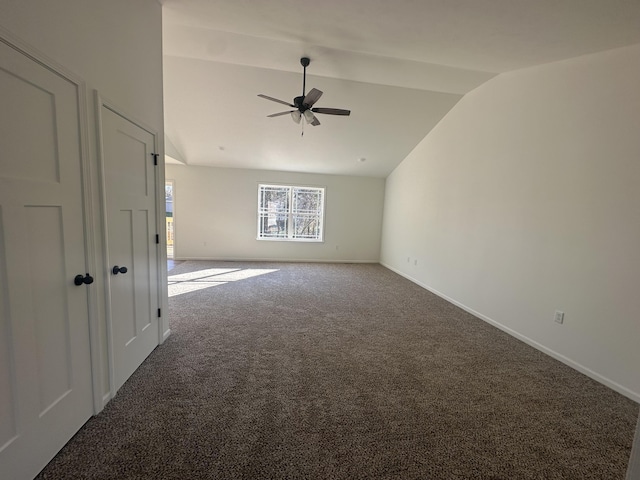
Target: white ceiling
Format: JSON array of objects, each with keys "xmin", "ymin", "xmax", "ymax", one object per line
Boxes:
[{"xmin": 162, "ymin": 0, "xmax": 640, "ymax": 177}]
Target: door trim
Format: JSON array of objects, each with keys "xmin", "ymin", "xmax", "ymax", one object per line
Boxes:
[
  {"xmin": 95, "ymin": 92, "xmax": 169, "ymax": 401},
  {"xmin": 0, "ymin": 26, "xmax": 103, "ymax": 414}
]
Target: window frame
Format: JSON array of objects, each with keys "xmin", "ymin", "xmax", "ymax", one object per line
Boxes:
[{"xmin": 256, "ymin": 183, "xmax": 326, "ymax": 242}]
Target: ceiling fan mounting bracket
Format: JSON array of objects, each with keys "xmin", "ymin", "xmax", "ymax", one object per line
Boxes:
[{"xmin": 300, "ymin": 57, "xmax": 310, "ymax": 67}]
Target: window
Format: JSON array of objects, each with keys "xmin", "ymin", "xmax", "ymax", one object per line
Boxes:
[{"xmin": 257, "ymin": 184, "xmax": 325, "ymax": 241}]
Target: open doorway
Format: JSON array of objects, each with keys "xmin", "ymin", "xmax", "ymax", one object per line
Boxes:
[{"xmin": 166, "ymin": 180, "xmax": 174, "ymax": 259}]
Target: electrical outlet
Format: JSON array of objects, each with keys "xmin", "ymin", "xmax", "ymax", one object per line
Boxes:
[{"xmin": 554, "ymin": 310, "xmax": 564, "ymax": 324}]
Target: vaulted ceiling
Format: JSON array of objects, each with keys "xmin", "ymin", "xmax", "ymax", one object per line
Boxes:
[{"xmin": 162, "ymin": 0, "xmax": 640, "ymax": 177}]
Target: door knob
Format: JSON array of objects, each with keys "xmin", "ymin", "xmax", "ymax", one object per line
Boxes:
[
  {"xmin": 112, "ymin": 265, "xmax": 128, "ymax": 275},
  {"xmin": 74, "ymin": 273, "xmax": 94, "ymax": 286}
]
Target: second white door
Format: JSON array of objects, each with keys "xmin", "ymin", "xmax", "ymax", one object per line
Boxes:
[{"xmin": 101, "ymin": 105, "xmax": 160, "ymax": 392}]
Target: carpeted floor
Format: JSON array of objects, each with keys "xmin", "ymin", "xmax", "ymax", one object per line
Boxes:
[{"xmin": 37, "ymin": 261, "xmax": 638, "ymax": 479}]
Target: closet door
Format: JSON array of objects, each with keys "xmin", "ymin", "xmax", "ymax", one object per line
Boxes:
[
  {"xmin": 0, "ymin": 40, "xmax": 94, "ymax": 479},
  {"xmin": 100, "ymin": 104, "xmax": 160, "ymax": 393}
]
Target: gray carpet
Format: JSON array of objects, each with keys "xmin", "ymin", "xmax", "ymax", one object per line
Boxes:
[{"xmin": 37, "ymin": 261, "xmax": 638, "ymax": 479}]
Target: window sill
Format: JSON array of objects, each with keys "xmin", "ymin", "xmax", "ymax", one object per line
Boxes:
[{"xmin": 256, "ymin": 237, "xmax": 324, "ymax": 243}]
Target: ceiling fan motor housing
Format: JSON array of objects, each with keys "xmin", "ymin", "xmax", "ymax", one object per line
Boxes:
[{"xmin": 293, "ymin": 96, "xmax": 308, "ymax": 110}]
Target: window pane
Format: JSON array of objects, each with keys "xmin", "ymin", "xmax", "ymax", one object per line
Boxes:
[
  {"xmin": 258, "ymin": 185, "xmax": 290, "ymax": 238},
  {"xmin": 292, "ymin": 187, "xmax": 323, "ymax": 240},
  {"xmin": 292, "ymin": 214, "xmax": 321, "ymax": 238}
]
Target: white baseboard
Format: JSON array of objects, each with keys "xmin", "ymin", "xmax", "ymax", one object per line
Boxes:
[
  {"xmin": 101, "ymin": 392, "xmax": 111, "ymax": 411},
  {"xmin": 162, "ymin": 328, "xmax": 172, "ymax": 342},
  {"xmin": 173, "ymin": 256, "xmax": 378, "ymax": 264},
  {"xmin": 381, "ymin": 262, "xmax": 640, "ymax": 404}
]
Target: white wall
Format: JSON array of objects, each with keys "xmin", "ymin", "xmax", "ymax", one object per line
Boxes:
[
  {"xmin": 166, "ymin": 165, "xmax": 384, "ymax": 263},
  {"xmin": 0, "ymin": 0, "xmax": 166, "ymax": 403},
  {"xmin": 381, "ymin": 44, "xmax": 640, "ymax": 401},
  {"xmin": 0, "ymin": 0, "xmax": 163, "ymax": 128}
]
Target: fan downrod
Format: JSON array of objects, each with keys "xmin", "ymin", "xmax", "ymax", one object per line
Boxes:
[{"xmin": 300, "ymin": 57, "xmax": 310, "ymax": 98}]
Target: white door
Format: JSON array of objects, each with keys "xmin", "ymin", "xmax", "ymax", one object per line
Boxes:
[
  {"xmin": 0, "ymin": 41, "xmax": 94, "ymax": 478},
  {"xmin": 101, "ymin": 106, "xmax": 159, "ymax": 392}
]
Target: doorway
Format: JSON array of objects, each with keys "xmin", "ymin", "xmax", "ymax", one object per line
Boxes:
[{"xmin": 166, "ymin": 180, "xmax": 174, "ymax": 260}]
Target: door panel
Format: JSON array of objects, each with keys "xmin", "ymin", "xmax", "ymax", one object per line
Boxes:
[
  {"xmin": 101, "ymin": 106, "xmax": 159, "ymax": 393},
  {"xmin": 0, "ymin": 67, "xmax": 59, "ymax": 182},
  {"xmin": 0, "ymin": 40, "xmax": 93, "ymax": 479},
  {"xmin": 26, "ymin": 206, "xmax": 73, "ymax": 413},
  {"xmin": 112, "ymin": 209, "xmax": 136, "ymax": 344},
  {"xmin": 135, "ymin": 209, "xmax": 152, "ymax": 334}
]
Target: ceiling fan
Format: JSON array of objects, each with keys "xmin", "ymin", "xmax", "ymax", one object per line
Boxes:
[{"xmin": 258, "ymin": 57, "xmax": 351, "ymax": 128}]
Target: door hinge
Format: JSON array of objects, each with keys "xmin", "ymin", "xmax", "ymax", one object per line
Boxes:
[
  {"xmin": 157, "ymin": 308, "xmax": 161, "ymax": 318},
  {"xmin": 151, "ymin": 153, "xmax": 159, "ymax": 165},
  {"xmin": 155, "ymin": 234, "xmax": 160, "ymax": 244}
]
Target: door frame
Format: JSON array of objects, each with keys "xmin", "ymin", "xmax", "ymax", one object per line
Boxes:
[
  {"xmin": 95, "ymin": 92, "xmax": 169, "ymax": 401},
  {"xmin": 0, "ymin": 27, "xmax": 103, "ymax": 414}
]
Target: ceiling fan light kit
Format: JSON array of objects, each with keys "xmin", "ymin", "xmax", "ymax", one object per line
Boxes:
[
  {"xmin": 258, "ymin": 57, "xmax": 351, "ymax": 132},
  {"xmin": 303, "ymin": 110, "xmax": 315, "ymax": 123}
]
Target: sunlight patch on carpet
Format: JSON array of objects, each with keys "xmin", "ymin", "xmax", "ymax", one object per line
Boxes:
[
  {"xmin": 168, "ymin": 268, "xmax": 239, "ymax": 282},
  {"xmin": 168, "ymin": 267, "xmax": 279, "ymax": 297}
]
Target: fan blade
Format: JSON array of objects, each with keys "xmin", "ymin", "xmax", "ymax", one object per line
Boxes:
[
  {"xmin": 303, "ymin": 88, "xmax": 323, "ymax": 107},
  {"xmin": 258, "ymin": 94, "xmax": 295, "ymax": 107},
  {"xmin": 267, "ymin": 110, "xmax": 296, "ymax": 117},
  {"xmin": 312, "ymin": 107, "xmax": 351, "ymax": 116}
]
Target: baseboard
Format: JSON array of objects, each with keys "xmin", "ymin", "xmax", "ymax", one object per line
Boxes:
[
  {"xmin": 173, "ymin": 256, "xmax": 379, "ymax": 264},
  {"xmin": 162, "ymin": 328, "xmax": 172, "ymax": 342},
  {"xmin": 381, "ymin": 262, "xmax": 640, "ymax": 404},
  {"xmin": 101, "ymin": 391, "xmax": 112, "ymax": 411}
]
